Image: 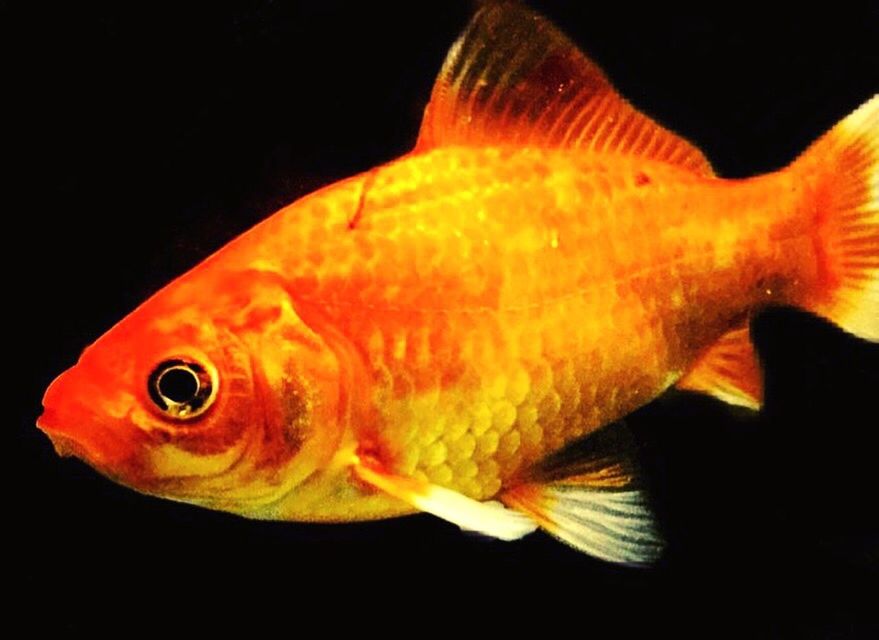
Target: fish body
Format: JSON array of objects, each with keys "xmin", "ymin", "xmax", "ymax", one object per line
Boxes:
[
  {"xmin": 201, "ymin": 146, "xmax": 809, "ymax": 520},
  {"xmin": 37, "ymin": 4, "xmax": 878, "ymax": 562}
]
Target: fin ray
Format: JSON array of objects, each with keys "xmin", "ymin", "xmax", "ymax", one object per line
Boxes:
[
  {"xmin": 552, "ymin": 497, "xmax": 658, "ymax": 541},
  {"xmin": 353, "ymin": 459, "xmax": 537, "ymax": 541},
  {"xmin": 794, "ymin": 94, "xmax": 879, "ymax": 341},
  {"xmin": 677, "ymin": 325, "xmax": 763, "ymax": 409},
  {"xmin": 501, "ymin": 424, "xmax": 663, "ymax": 564},
  {"xmin": 416, "ymin": 3, "xmax": 714, "ymax": 176}
]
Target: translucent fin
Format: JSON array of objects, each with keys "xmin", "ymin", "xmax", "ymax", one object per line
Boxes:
[
  {"xmin": 795, "ymin": 95, "xmax": 879, "ymax": 341},
  {"xmin": 416, "ymin": 2, "xmax": 714, "ymax": 176},
  {"xmin": 353, "ymin": 461, "xmax": 537, "ymax": 541},
  {"xmin": 677, "ymin": 325, "xmax": 763, "ymax": 410},
  {"xmin": 501, "ymin": 425, "xmax": 662, "ymax": 564}
]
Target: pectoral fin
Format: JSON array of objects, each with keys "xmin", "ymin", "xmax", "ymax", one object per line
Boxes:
[
  {"xmin": 677, "ymin": 325, "xmax": 763, "ymax": 409},
  {"xmin": 353, "ymin": 460, "xmax": 537, "ymax": 541},
  {"xmin": 501, "ymin": 424, "xmax": 663, "ymax": 564}
]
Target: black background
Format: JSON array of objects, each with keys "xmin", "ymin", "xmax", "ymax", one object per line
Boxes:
[{"xmin": 8, "ymin": 1, "xmax": 878, "ymax": 634}]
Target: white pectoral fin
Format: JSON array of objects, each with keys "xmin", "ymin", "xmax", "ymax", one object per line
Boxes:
[
  {"xmin": 353, "ymin": 462, "xmax": 537, "ymax": 541},
  {"xmin": 413, "ymin": 487, "xmax": 538, "ymax": 541}
]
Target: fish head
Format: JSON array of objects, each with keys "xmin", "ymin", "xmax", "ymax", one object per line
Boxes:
[{"xmin": 37, "ymin": 267, "xmax": 346, "ymax": 515}]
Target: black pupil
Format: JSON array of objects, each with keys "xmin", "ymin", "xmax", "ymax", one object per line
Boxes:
[{"xmin": 158, "ymin": 367, "xmax": 199, "ymax": 403}]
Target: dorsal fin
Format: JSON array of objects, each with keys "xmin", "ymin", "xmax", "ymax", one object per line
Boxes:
[{"xmin": 416, "ymin": 2, "xmax": 714, "ymax": 176}]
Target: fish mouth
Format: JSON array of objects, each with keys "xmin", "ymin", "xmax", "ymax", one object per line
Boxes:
[
  {"xmin": 40, "ymin": 427, "xmax": 91, "ymax": 460},
  {"xmin": 37, "ymin": 410, "xmax": 104, "ymax": 465},
  {"xmin": 38, "ymin": 364, "xmax": 139, "ymax": 466},
  {"xmin": 36, "ymin": 413, "xmax": 92, "ymax": 459},
  {"xmin": 37, "ymin": 409, "xmax": 152, "ymax": 493},
  {"xmin": 37, "ymin": 404, "xmax": 136, "ymax": 471},
  {"xmin": 36, "ymin": 408, "xmax": 76, "ymax": 452}
]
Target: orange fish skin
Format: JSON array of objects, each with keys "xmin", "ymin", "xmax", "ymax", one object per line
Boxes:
[
  {"xmin": 35, "ymin": 131, "xmax": 858, "ymax": 523},
  {"xmin": 176, "ymin": 144, "xmax": 817, "ymax": 522},
  {"xmin": 37, "ymin": 254, "xmax": 352, "ymax": 515},
  {"xmin": 33, "ymin": 2, "xmax": 878, "ymax": 563}
]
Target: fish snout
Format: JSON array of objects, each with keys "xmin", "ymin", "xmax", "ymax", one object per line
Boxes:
[{"xmin": 37, "ymin": 368, "xmax": 138, "ymax": 470}]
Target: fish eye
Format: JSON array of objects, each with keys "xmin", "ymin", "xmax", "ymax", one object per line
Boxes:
[{"xmin": 148, "ymin": 359, "xmax": 217, "ymax": 420}]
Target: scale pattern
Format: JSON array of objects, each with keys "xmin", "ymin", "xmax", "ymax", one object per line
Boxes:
[{"xmin": 238, "ymin": 146, "xmax": 813, "ymax": 506}]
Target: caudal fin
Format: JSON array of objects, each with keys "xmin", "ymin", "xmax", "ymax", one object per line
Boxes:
[{"xmin": 795, "ymin": 95, "xmax": 879, "ymax": 341}]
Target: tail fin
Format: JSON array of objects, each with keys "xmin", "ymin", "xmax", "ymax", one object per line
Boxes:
[{"xmin": 795, "ymin": 95, "xmax": 878, "ymax": 341}]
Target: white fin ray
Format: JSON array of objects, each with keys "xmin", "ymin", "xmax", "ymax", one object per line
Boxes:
[
  {"xmin": 354, "ymin": 462, "xmax": 537, "ymax": 541},
  {"xmin": 501, "ymin": 423, "xmax": 663, "ymax": 564}
]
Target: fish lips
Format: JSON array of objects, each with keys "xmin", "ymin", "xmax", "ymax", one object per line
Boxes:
[
  {"xmin": 37, "ymin": 372, "xmax": 146, "ymax": 482},
  {"xmin": 37, "ymin": 407, "xmax": 140, "ymax": 475}
]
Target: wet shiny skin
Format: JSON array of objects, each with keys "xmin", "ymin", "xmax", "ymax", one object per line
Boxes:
[{"xmin": 227, "ymin": 146, "xmax": 817, "ymax": 519}]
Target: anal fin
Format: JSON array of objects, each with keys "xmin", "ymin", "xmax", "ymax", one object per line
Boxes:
[
  {"xmin": 501, "ymin": 424, "xmax": 663, "ymax": 565},
  {"xmin": 677, "ymin": 325, "xmax": 763, "ymax": 410}
]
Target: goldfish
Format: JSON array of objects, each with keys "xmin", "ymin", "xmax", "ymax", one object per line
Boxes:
[{"xmin": 36, "ymin": 3, "xmax": 878, "ymax": 564}]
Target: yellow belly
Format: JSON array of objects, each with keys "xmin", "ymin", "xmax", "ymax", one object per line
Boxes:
[{"xmin": 246, "ymin": 145, "xmax": 813, "ymax": 520}]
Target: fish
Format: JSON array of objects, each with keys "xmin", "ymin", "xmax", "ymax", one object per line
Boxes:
[{"xmin": 36, "ymin": 2, "xmax": 878, "ymax": 564}]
